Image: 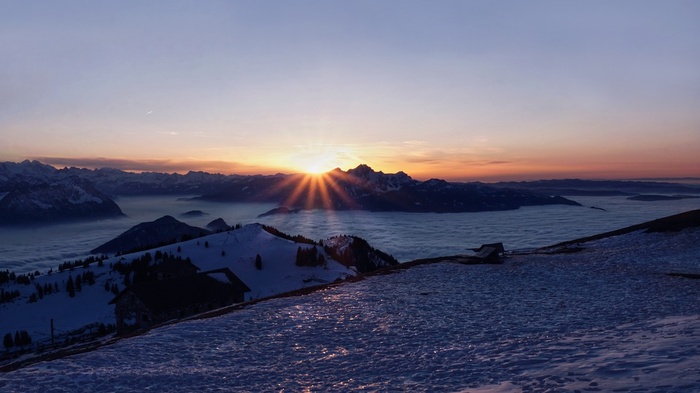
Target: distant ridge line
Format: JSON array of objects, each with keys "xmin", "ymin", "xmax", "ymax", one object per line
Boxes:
[{"xmin": 539, "ymin": 209, "xmax": 700, "ymax": 250}]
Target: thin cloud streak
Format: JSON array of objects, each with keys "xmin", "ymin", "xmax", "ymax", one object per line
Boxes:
[{"xmin": 34, "ymin": 157, "xmax": 276, "ymax": 175}]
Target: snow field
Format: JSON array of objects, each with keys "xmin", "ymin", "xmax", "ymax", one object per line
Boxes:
[
  {"xmin": 0, "ymin": 224, "xmax": 356, "ymax": 346},
  {"xmin": 2, "ymin": 227, "xmax": 699, "ymax": 392}
]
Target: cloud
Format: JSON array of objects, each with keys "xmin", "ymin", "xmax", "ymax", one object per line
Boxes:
[
  {"xmin": 33, "ymin": 156, "xmax": 274, "ymax": 175},
  {"xmin": 484, "ymin": 160, "xmax": 511, "ymax": 165},
  {"xmin": 402, "ymin": 155, "xmax": 440, "ymax": 164},
  {"xmin": 401, "ymin": 140, "xmax": 428, "ymax": 146}
]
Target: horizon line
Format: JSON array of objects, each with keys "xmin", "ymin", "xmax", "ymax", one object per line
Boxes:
[{"xmin": 3, "ymin": 157, "xmax": 698, "ymax": 184}]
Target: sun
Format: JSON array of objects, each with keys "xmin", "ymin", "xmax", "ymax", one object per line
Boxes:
[
  {"xmin": 286, "ymin": 143, "xmax": 358, "ymax": 175},
  {"xmin": 298, "ymin": 153, "xmax": 337, "ymax": 175},
  {"xmin": 304, "ymin": 161, "xmax": 329, "ymax": 175}
]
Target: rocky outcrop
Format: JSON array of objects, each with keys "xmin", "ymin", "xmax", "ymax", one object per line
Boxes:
[
  {"xmin": 0, "ymin": 177, "xmax": 123, "ymax": 225},
  {"xmin": 322, "ymin": 235, "xmax": 399, "ymax": 273}
]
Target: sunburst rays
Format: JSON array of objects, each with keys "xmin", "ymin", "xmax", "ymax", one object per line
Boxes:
[{"xmin": 260, "ymin": 170, "xmax": 364, "ymax": 211}]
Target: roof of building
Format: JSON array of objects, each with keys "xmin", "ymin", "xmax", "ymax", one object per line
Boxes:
[
  {"xmin": 109, "ymin": 268, "xmax": 250, "ymax": 314},
  {"xmin": 152, "ymin": 258, "xmax": 200, "ymax": 275}
]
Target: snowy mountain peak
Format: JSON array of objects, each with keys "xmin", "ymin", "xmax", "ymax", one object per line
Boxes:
[
  {"xmin": 344, "ymin": 164, "xmax": 415, "ymax": 192},
  {"xmin": 346, "ymin": 164, "xmax": 376, "ymax": 178},
  {"xmin": 0, "ymin": 160, "xmax": 58, "ymax": 188},
  {"xmin": 0, "ymin": 176, "xmax": 123, "ymax": 224}
]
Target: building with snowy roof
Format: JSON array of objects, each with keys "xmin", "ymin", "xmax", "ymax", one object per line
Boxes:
[{"xmin": 109, "ymin": 268, "xmax": 250, "ymax": 334}]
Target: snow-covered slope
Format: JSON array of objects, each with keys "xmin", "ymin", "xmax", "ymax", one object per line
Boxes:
[
  {"xmin": 0, "ymin": 224, "xmax": 360, "ymax": 354},
  {"xmin": 1, "ymin": 222, "xmax": 699, "ymax": 392},
  {"xmin": 166, "ymin": 223, "xmax": 357, "ymax": 300},
  {"xmin": 0, "ymin": 160, "xmax": 58, "ymax": 190}
]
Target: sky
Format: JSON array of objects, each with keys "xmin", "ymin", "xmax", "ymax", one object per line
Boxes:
[{"xmin": 1, "ymin": 1, "xmax": 699, "ymax": 181}]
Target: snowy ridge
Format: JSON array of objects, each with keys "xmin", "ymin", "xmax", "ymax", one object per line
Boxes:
[
  {"xmin": 343, "ymin": 164, "xmax": 416, "ymax": 193},
  {"xmin": 0, "ymin": 177, "xmax": 122, "ymax": 224},
  {"xmin": 0, "ymin": 160, "xmax": 57, "ymax": 188}
]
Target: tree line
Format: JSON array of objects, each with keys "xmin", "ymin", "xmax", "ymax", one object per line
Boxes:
[{"xmin": 3, "ymin": 330, "xmax": 31, "ymax": 351}]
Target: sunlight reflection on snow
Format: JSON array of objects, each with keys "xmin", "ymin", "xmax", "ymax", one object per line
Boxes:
[{"xmin": 1, "ymin": 229, "xmax": 700, "ymax": 392}]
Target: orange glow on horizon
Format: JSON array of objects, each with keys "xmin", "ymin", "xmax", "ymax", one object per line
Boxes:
[{"xmin": 30, "ymin": 154, "xmax": 699, "ymax": 183}]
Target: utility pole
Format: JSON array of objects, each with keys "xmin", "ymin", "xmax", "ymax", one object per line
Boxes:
[{"xmin": 50, "ymin": 319, "xmax": 55, "ymax": 346}]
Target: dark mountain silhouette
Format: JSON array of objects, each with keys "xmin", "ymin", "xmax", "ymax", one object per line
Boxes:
[
  {"xmin": 206, "ymin": 218, "xmax": 230, "ymax": 231},
  {"xmin": 91, "ymin": 215, "xmax": 209, "ymax": 254},
  {"xmin": 180, "ymin": 210, "xmax": 209, "ymax": 217},
  {"xmin": 17, "ymin": 160, "xmax": 700, "ymax": 213},
  {"xmin": 494, "ymin": 179, "xmax": 700, "ymax": 196},
  {"xmin": 627, "ymin": 195, "xmax": 699, "ymax": 202},
  {"xmin": 257, "ymin": 207, "xmax": 301, "ymax": 218},
  {"xmin": 198, "ymin": 164, "xmax": 580, "ymax": 212}
]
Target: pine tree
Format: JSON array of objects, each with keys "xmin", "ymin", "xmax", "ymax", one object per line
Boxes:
[
  {"xmin": 66, "ymin": 275, "xmax": 75, "ymax": 298},
  {"xmin": 3, "ymin": 333, "xmax": 13, "ymax": 351},
  {"xmin": 20, "ymin": 330, "xmax": 30, "ymax": 346}
]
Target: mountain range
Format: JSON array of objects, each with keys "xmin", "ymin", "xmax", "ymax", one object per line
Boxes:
[
  {"xmin": 0, "ymin": 176, "xmax": 123, "ymax": 224},
  {"xmin": 0, "ymin": 161, "xmax": 578, "ymax": 223},
  {"xmin": 3, "ymin": 160, "xmax": 699, "ymax": 224}
]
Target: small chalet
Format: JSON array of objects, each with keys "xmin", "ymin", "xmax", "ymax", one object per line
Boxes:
[
  {"xmin": 109, "ymin": 268, "xmax": 251, "ymax": 334},
  {"xmin": 472, "ymin": 242, "xmax": 505, "ymax": 263}
]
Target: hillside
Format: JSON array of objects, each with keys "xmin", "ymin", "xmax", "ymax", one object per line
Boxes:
[
  {"xmin": 90, "ymin": 215, "xmax": 210, "ymax": 254},
  {"xmin": 0, "ymin": 223, "xmax": 394, "ymax": 364},
  {"xmin": 1, "ymin": 210, "xmax": 699, "ymax": 391}
]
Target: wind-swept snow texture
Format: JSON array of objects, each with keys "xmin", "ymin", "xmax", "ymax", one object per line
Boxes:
[
  {"xmin": 0, "ymin": 224, "xmax": 356, "ymax": 349},
  {"xmin": 2, "ymin": 227, "xmax": 699, "ymax": 392}
]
